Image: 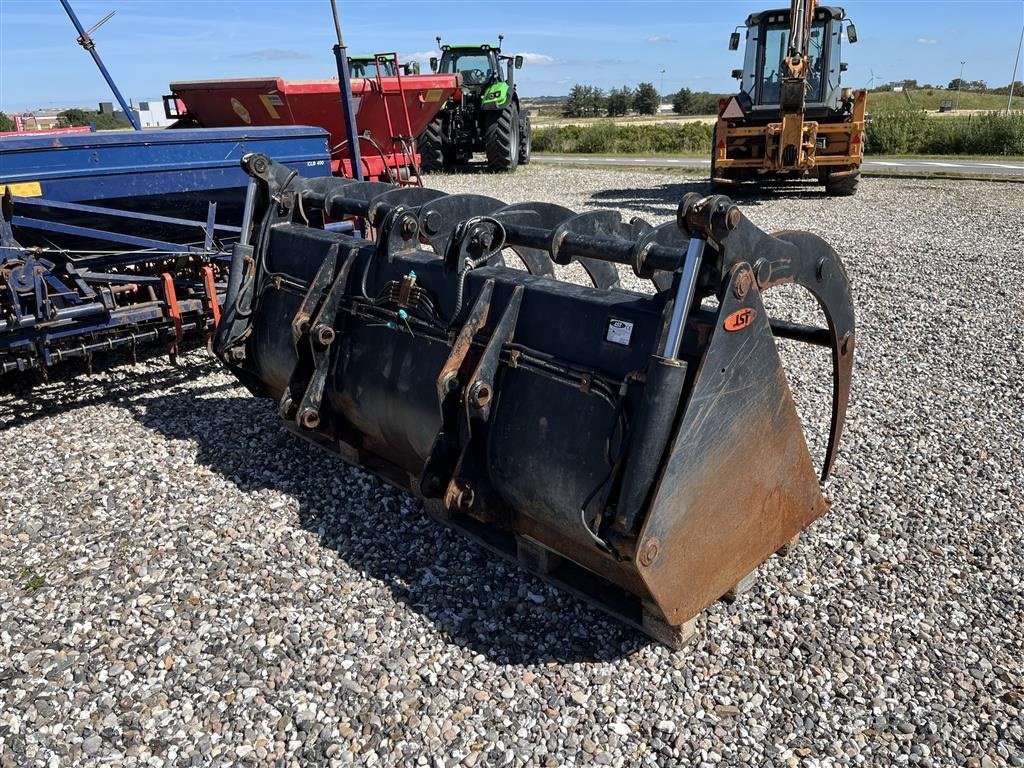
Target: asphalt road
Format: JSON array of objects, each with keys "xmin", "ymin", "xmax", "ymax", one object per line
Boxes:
[{"xmin": 534, "ymin": 154, "xmax": 1024, "ymax": 177}]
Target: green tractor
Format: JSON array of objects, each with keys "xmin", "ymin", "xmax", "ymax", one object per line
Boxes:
[{"xmin": 417, "ymin": 35, "xmax": 531, "ymax": 173}]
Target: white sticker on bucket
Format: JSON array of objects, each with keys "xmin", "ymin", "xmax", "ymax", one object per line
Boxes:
[{"xmin": 606, "ymin": 318, "xmax": 633, "ymax": 346}]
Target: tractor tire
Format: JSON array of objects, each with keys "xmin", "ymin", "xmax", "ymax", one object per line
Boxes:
[
  {"xmin": 825, "ymin": 172, "xmax": 860, "ymax": 197},
  {"xmin": 518, "ymin": 113, "xmax": 532, "ymax": 165},
  {"xmin": 485, "ymin": 102, "xmax": 520, "ymax": 173},
  {"xmin": 417, "ymin": 115, "xmax": 446, "ymax": 173}
]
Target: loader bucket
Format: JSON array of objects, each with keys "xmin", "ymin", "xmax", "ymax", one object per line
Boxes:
[{"xmin": 215, "ymin": 154, "xmax": 855, "ymax": 647}]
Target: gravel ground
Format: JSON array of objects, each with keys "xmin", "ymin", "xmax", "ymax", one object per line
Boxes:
[{"xmin": 2, "ymin": 168, "xmax": 1022, "ymax": 767}]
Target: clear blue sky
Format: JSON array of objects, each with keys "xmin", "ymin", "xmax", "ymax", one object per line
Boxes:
[{"xmin": 1, "ymin": 0, "xmax": 1022, "ymax": 111}]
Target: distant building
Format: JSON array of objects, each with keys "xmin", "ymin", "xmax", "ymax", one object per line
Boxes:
[
  {"xmin": 15, "ymin": 109, "xmax": 66, "ymax": 130},
  {"xmin": 137, "ymin": 101, "xmax": 174, "ymax": 128},
  {"xmin": 98, "ymin": 101, "xmax": 133, "ymax": 125},
  {"xmin": 98, "ymin": 100, "xmax": 174, "ymax": 128}
]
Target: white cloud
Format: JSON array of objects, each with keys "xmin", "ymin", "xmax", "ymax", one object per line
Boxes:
[
  {"xmin": 229, "ymin": 48, "xmax": 311, "ymax": 61},
  {"xmin": 519, "ymin": 52, "xmax": 557, "ymax": 66},
  {"xmin": 917, "ymin": 38, "xmax": 938, "ymax": 45},
  {"xmin": 401, "ymin": 51, "xmax": 438, "ymax": 66},
  {"xmin": 647, "ymin": 35, "xmax": 673, "ymax": 44}
]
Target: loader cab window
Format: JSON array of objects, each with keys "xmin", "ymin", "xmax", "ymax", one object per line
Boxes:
[
  {"xmin": 758, "ymin": 25, "xmax": 788, "ymax": 104},
  {"xmin": 439, "ymin": 52, "xmax": 499, "ymax": 86},
  {"xmin": 755, "ymin": 19, "xmax": 829, "ymax": 105},
  {"xmin": 825, "ymin": 20, "xmax": 844, "ymax": 102},
  {"xmin": 806, "ymin": 24, "xmax": 827, "ymax": 102}
]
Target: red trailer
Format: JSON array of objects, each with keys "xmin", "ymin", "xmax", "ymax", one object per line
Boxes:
[{"xmin": 166, "ymin": 65, "xmax": 459, "ymax": 183}]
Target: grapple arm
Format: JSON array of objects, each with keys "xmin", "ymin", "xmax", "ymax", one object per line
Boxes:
[
  {"xmin": 679, "ymin": 193, "xmax": 855, "ymax": 480},
  {"xmin": 213, "ymin": 155, "xmax": 857, "ymax": 642}
]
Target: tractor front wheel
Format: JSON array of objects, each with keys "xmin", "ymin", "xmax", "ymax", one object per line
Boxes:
[
  {"xmin": 518, "ymin": 113, "xmax": 532, "ymax": 165},
  {"xmin": 824, "ymin": 170, "xmax": 860, "ymax": 197},
  {"xmin": 417, "ymin": 115, "xmax": 446, "ymax": 173},
  {"xmin": 486, "ymin": 102, "xmax": 520, "ymax": 173}
]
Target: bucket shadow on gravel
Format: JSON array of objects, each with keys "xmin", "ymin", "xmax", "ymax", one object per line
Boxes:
[
  {"xmin": 589, "ymin": 180, "xmax": 834, "ymax": 218},
  {"xmin": 0, "ymin": 344, "xmax": 228, "ymax": 431},
  {"xmin": 132, "ymin": 388, "xmax": 651, "ymax": 664}
]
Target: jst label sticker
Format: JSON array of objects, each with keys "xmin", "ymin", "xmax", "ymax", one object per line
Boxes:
[
  {"xmin": 605, "ymin": 318, "xmax": 634, "ymax": 346},
  {"xmin": 724, "ymin": 308, "xmax": 757, "ymax": 332}
]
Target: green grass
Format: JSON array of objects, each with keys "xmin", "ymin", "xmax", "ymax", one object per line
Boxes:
[
  {"xmin": 533, "ymin": 111, "xmax": 1024, "ymax": 158},
  {"xmin": 19, "ymin": 568, "xmax": 46, "ymax": 592},
  {"xmin": 866, "ymin": 110, "xmax": 1024, "ymax": 155},
  {"xmin": 868, "ymin": 89, "xmax": 1012, "ymax": 112},
  {"xmin": 533, "ymin": 122, "xmax": 713, "ymax": 155}
]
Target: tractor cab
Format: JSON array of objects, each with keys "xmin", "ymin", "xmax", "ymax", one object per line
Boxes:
[
  {"xmin": 730, "ymin": 5, "xmax": 856, "ymax": 116},
  {"xmin": 348, "ymin": 56, "xmax": 397, "ymax": 78},
  {"xmin": 430, "ymin": 40, "xmax": 524, "ymax": 91},
  {"xmin": 435, "ymin": 45, "xmax": 503, "ymax": 88},
  {"xmin": 347, "ymin": 56, "xmax": 420, "ymax": 78}
]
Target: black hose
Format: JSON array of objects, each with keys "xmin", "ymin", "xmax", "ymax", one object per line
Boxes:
[
  {"xmin": 447, "ymin": 252, "xmax": 491, "ymax": 327},
  {"xmin": 445, "ymin": 216, "xmax": 507, "ymax": 327}
]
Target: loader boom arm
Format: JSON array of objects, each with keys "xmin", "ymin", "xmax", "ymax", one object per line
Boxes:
[{"xmin": 784, "ymin": 0, "xmax": 818, "ymax": 80}]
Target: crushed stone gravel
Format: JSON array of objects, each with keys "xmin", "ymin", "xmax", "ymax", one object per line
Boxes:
[{"xmin": 1, "ymin": 167, "xmax": 1022, "ymax": 767}]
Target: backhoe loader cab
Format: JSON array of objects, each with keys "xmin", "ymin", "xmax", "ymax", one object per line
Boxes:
[
  {"xmin": 738, "ymin": 6, "xmax": 849, "ymax": 114},
  {"xmin": 714, "ymin": 3, "xmax": 867, "ymax": 196}
]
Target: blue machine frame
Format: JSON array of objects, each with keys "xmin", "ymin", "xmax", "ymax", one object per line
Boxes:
[
  {"xmin": 0, "ymin": 127, "xmax": 331, "ymax": 213},
  {"xmin": 0, "ymin": 126, "xmax": 333, "ymax": 375},
  {"xmin": 0, "ymin": 197, "xmax": 229, "ymax": 374}
]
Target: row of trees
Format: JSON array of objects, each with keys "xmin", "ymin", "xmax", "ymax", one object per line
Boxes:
[
  {"xmin": 563, "ymin": 83, "xmax": 725, "ymax": 118},
  {"xmin": 57, "ymin": 108, "xmax": 130, "ymax": 130},
  {"xmin": 670, "ymin": 88, "xmax": 724, "ymax": 116},
  {"xmin": 563, "ymin": 83, "xmax": 661, "ymax": 117},
  {"xmin": 874, "ymin": 79, "xmax": 1024, "ymax": 95},
  {"xmin": 947, "ymin": 79, "xmax": 1023, "ymax": 96}
]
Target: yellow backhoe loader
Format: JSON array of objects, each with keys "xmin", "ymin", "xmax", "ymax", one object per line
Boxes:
[{"xmin": 713, "ymin": 1, "xmax": 867, "ymax": 195}]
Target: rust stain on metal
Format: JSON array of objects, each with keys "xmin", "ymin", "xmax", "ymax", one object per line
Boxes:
[
  {"xmin": 640, "ymin": 363, "xmax": 825, "ymax": 625},
  {"xmin": 436, "ymin": 280, "xmax": 493, "ymax": 399}
]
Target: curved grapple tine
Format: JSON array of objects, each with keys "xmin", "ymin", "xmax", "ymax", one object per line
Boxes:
[
  {"xmin": 720, "ymin": 220, "xmax": 855, "ymax": 482},
  {"xmin": 490, "ymin": 202, "xmax": 565, "ymax": 278},
  {"xmin": 646, "ymin": 220, "xmax": 692, "ymax": 292},
  {"xmin": 770, "ymin": 231, "xmax": 855, "ymax": 482},
  {"xmin": 578, "ymin": 258, "xmax": 620, "ymax": 290},
  {"xmin": 550, "ymin": 210, "xmax": 631, "ymax": 290},
  {"xmin": 418, "ymin": 194, "xmax": 505, "ymax": 255},
  {"xmin": 651, "ymin": 272, "xmax": 674, "ymax": 293},
  {"xmin": 320, "ymin": 181, "xmax": 396, "ymax": 218},
  {"xmin": 367, "ymin": 186, "xmax": 447, "ymax": 227}
]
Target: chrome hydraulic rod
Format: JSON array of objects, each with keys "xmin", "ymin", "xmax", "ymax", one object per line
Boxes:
[{"xmin": 661, "ymin": 237, "xmax": 705, "ymax": 360}]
